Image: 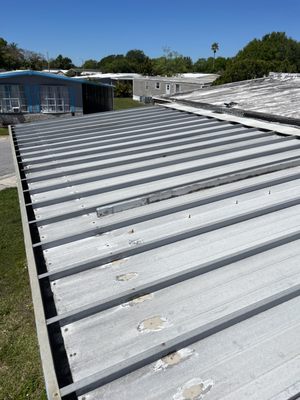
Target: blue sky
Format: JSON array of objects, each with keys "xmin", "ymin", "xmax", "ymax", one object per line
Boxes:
[{"xmin": 2, "ymin": 0, "xmax": 300, "ymax": 65}]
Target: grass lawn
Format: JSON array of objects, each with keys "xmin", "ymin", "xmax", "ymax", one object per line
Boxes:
[
  {"xmin": 0, "ymin": 188, "xmax": 46, "ymax": 400},
  {"xmin": 0, "ymin": 127, "xmax": 8, "ymax": 135},
  {"xmin": 114, "ymin": 97, "xmax": 148, "ymax": 111}
]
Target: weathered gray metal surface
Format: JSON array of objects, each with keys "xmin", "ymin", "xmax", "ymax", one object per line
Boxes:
[
  {"xmin": 170, "ymin": 73, "xmax": 300, "ymax": 119},
  {"xmin": 12, "ymin": 105, "xmax": 300, "ymax": 400}
]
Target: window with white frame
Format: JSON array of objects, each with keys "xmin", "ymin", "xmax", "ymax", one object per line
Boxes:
[
  {"xmin": 155, "ymin": 82, "xmax": 160, "ymax": 89},
  {"xmin": 40, "ymin": 85, "xmax": 70, "ymax": 113},
  {"xmin": 0, "ymin": 84, "xmax": 28, "ymax": 113}
]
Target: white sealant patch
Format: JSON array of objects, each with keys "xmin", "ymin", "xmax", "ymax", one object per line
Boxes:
[
  {"xmin": 153, "ymin": 348, "xmax": 195, "ymax": 371},
  {"xmin": 128, "ymin": 238, "xmax": 144, "ymax": 246},
  {"xmin": 173, "ymin": 378, "xmax": 214, "ymax": 400}
]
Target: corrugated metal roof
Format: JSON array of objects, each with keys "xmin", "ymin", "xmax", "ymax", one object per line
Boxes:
[{"xmin": 11, "ymin": 105, "xmax": 300, "ymax": 400}]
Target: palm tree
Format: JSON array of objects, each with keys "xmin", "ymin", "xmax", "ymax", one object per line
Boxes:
[{"xmin": 211, "ymin": 42, "xmax": 219, "ymax": 70}]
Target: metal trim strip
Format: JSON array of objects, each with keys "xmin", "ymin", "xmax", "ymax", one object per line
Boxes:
[{"xmin": 8, "ymin": 126, "xmax": 61, "ymax": 400}]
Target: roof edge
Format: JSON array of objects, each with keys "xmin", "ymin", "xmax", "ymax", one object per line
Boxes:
[
  {"xmin": 0, "ymin": 70, "xmax": 112, "ymax": 87},
  {"xmin": 160, "ymin": 102, "xmax": 300, "ymax": 138},
  {"xmin": 8, "ymin": 126, "xmax": 61, "ymax": 400}
]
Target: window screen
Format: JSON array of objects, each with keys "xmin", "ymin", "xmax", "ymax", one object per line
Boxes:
[
  {"xmin": 0, "ymin": 84, "xmax": 28, "ymax": 113},
  {"xmin": 40, "ymin": 85, "xmax": 70, "ymax": 113}
]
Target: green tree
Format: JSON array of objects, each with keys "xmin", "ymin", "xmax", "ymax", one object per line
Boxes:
[
  {"xmin": 126, "ymin": 49, "xmax": 153, "ymax": 74},
  {"xmin": 211, "ymin": 42, "xmax": 219, "ymax": 70},
  {"xmin": 114, "ymin": 81, "xmax": 132, "ymax": 97},
  {"xmin": 50, "ymin": 54, "xmax": 74, "ymax": 69},
  {"xmin": 3, "ymin": 42, "xmax": 24, "ymax": 70},
  {"xmin": 194, "ymin": 56, "xmax": 229, "ymax": 74},
  {"xmin": 98, "ymin": 54, "xmax": 131, "ymax": 72},
  {"xmin": 236, "ymin": 32, "xmax": 300, "ymax": 67},
  {"xmin": 216, "ymin": 32, "xmax": 300, "ymax": 84},
  {"xmin": 0, "ymin": 37, "xmax": 8, "ymax": 68},
  {"xmin": 82, "ymin": 59, "xmax": 98, "ymax": 69},
  {"xmin": 152, "ymin": 47, "xmax": 193, "ymax": 76},
  {"xmin": 22, "ymin": 50, "xmax": 46, "ymax": 70}
]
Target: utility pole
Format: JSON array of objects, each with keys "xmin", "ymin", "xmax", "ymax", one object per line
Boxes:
[{"xmin": 46, "ymin": 51, "xmax": 50, "ymax": 72}]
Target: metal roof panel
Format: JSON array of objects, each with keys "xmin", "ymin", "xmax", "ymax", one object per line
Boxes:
[{"xmin": 11, "ymin": 105, "xmax": 300, "ymax": 400}]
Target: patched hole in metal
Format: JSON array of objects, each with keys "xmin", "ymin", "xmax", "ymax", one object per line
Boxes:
[
  {"xmin": 163, "ymin": 352, "xmax": 182, "ymax": 365},
  {"xmin": 123, "ymin": 293, "xmax": 153, "ymax": 307},
  {"xmin": 173, "ymin": 378, "xmax": 214, "ymax": 400},
  {"xmin": 109, "ymin": 258, "xmax": 126, "ymax": 268},
  {"xmin": 137, "ymin": 315, "xmax": 168, "ymax": 332},
  {"xmin": 116, "ymin": 272, "xmax": 138, "ymax": 282},
  {"xmin": 153, "ymin": 348, "xmax": 194, "ymax": 371}
]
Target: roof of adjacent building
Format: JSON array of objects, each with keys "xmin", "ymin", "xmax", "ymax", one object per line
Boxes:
[
  {"xmin": 0, "ymin": 70, "xmax": 112, "ymax": 87},
  {"xmin": 135, "ymin": 74, "xmax": 219, "ymax": 85},
  {"xmin": 11, "ymin": 105, "xmax": 300, "ymax": 400},
  {"xmin": 178, "ymin": 73, "xmax": 218, "ymax": 79},
  {"xmin": 42, "ymin": 69, "xmax": 69, "ymax": 74},
  {"xmin": 75, "ymin": 72, "xmax": 143, "ymax": 80},
  {"xmin": 169, "ymin": 72, "xmax": 300, "ymax": 121}
]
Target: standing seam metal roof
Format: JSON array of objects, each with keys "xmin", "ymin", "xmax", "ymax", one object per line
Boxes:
[{"xmin": 11, "ymin": 105, "xmax": 300, "ymax": 400}]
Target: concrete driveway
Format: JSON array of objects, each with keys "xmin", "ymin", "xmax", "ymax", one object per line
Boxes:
[{"xmin": 0, "ymin": 135, "xmax": 16, "ymax": 190}]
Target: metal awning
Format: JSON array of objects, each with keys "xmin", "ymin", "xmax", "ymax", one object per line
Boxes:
[{"xmin": 11, "ymin": 105, "xmax": 300, "ymax": 400}]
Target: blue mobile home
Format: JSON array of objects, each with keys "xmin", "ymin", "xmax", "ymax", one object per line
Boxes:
[{"xmin": 0, "ymin": 70, "xmax": 113, "ymax": 125}]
